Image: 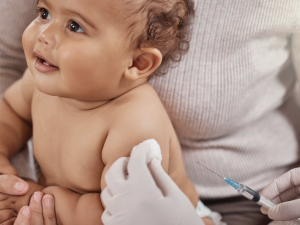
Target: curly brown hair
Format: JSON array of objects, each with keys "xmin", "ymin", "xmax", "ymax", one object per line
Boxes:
[{"xmin": 123, "ymin": 0, "xmax": 195, "ymax": 76}]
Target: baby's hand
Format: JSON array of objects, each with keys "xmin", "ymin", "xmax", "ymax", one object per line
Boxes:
[{"xmin": 0, "ymin": 180, "xmax": 43, "ymax": 224}]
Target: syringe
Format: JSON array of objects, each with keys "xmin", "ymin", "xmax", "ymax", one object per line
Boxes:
[{"xmin": 197, "ymin": 162, "xmax": 276, "ymax": 210}]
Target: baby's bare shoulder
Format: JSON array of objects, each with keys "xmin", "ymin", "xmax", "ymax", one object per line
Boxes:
[
  {"xmin": 108, "ymin": 83, "xmax": 171, "ymax": 132},
  {"xmin": 101, "ymin": 83, "xmax": 173, "ymax": 167}
]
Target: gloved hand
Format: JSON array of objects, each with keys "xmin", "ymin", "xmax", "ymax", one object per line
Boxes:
[
  {"xmin": 260, "ymin": 168, "xmax": 300, "ymax": 221},
  {"xmin": 101, "ymin": 141, "xmax": 204, "ymax": 225}
]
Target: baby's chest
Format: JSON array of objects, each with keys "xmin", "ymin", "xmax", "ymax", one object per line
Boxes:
[{"xmin": 31, "ymin": 99, "xmax": 108, "ymax": 193}]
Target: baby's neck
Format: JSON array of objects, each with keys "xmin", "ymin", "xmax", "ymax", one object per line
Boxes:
[{"xmin": 59, "ymin": 97, "xmax": 110, "ymax": 111}]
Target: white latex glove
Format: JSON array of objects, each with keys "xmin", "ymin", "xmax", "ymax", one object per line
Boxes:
[
  {"xmin": 260, "ymin": 168, "xmax": 300, "ymax": 222},
  {"xmin": 101, "ymin": 141, "xmax": 204, "ymax": 225}
]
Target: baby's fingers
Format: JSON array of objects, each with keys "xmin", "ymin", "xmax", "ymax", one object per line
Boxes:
[
  {"xmin": 0, "ymin": 153, "xmax": 17, "ymax": 176},
  {"xmin": 2, "ymin": 217, "xmax": 16, "ymax": 225},
  {"xmin": 0, "ymin": 209, "xmax": 17, "ymax": 223},
  {"xmin": 0, "ymin": 196, "xmax": 15, "ymax": 211}
]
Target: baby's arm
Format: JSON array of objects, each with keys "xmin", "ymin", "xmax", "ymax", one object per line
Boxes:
[
  {"xmin": 0, "ymin": 68, "xmax": 33, "ymax": 159},
  {"xmin": 0, "ymin": 69, "xmax": 45, "ymax": 223},
  {"xmin": 100, "ymin": 111, "xmax": 171, "ymax": 191},
  {"xmin": 100, "ymin": 98, "xmax": 199, "ymax": 205}
]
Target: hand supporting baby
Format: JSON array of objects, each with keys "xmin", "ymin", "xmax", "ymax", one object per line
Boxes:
[
  {"xmin": 14, "ymin": 192, "xmax": 56, "ymax": 225},
  {"xmin": 0, "ymin": 180, "xmax": 44, "ymax": 224},
  {"xmin": 0, "ymin": 153, "xmax": 44, "ymax": 224}
]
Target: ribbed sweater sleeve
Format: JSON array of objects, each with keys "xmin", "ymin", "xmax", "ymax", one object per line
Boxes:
[{"xmin": 0, "ymin": 0, "xmax": 37, "ymax": 96}]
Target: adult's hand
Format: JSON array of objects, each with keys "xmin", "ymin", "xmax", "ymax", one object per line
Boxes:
[
  {"xmin": 101, "ymin": 142, "xmax": 204, "ymax": 225},
  {"xmin": 0, "ymin": 153, "xmax": 29, "ymax": 195},
  {"xmin": 260, "ymin": 168, "xmax": 300, "ymax": 221},
  {"xmin": 0, "ymin": 153, "xmax": 29, "ymax": 224},
  {"xmin": 14, "ymin": 192, "xmax": 57, "ymax": 225}
]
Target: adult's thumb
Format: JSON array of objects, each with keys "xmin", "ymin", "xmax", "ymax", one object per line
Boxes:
[
  {"xmin": 268, "ymin": 200, "xmax": 300, "ymax": 221},
  {"xmin": 14, "ymin": 207, "xmax": 32, "ymax": 225},
  {"xmin": 0, "ymin": 174, "xmax": 29, "ymax": 195}
]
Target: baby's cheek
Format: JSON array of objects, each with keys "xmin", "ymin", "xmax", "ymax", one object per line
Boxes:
[
  {"xmin": 60, "ymin": 49, "xmax": 101, "ymax": 85},
  {"xmin": 22, "ymin": 24, "xmax": 36, "ymax": 61}
]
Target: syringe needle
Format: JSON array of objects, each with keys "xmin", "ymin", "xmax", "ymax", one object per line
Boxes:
[
  {"xmin": 196, "ymin": 164, "xmax": 275, "ymax": 209},
  {"xmin": 197, "ymin": 162, "xmax": 225, "ymax": 179}
]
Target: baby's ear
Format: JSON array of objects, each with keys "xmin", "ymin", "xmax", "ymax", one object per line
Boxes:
[{"xmin": 124, "ymin": 48, "xmax": 162, "ymax": 81}]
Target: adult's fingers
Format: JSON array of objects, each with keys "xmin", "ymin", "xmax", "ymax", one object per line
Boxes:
[
  {"xmin": 105, "ymin": 157, "xmax": 129, "ymax": 195},
  {"xmin": 102, "ymin": 209, "xmax": 127, "ymax": 225},
  {"xmin": 148, "ymin": 158, "xmax": 179, "ymax": 197},
  {"xmin": 29, "ymin": 192, "xmax": 44, "ymax": 225},
  {"xmin": 42, "ymin": 194, "xmax": 57, "ymax": 225},
  {"xmin": 0, "ymin": 175, "xmax": 28, "ymax": 195},
  {"xmin": 101, "ymin": 187, "xmax": 122, "ymax": 216},
  {"xmin": 268, "ymin": 199, "xmax": 300, "ymax": 221},
  {"xmin": 261, "ymin": 169, "xmax": 300, "ymax": 201},
  {"xmin": 101, "ymin": 187, "xmax": 113, "ymax": 209},
  {"xmin": 260, "ymin": 206, "xmax": 268, "ymax": 215},
  {"xmin": 101, "ymin": 209, "xmax": 112, "ymax": 225},
  {"xmin": 267, "ymin": 185, "xmax": 300, "ymax": 204},
  {"xmin": 127, "ymin": 142, "xmax": 154, "ymax": 181},
  {"xmin": 14, "ymin": 207, "xmax": 31, "ymax": 225}
]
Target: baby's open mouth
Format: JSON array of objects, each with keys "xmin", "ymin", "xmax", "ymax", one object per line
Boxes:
[
  {"xmin": 34, "ymin": 52, "xmax": 60, "ymax": 73},
  {"xmin": 38, "ymin": 57, "xmax": 59, "ymax": 68}
]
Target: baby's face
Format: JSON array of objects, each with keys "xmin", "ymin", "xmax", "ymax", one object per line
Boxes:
[{"xmin": 23, "ymin": 0, "xmax": 134, "ymax": 101}]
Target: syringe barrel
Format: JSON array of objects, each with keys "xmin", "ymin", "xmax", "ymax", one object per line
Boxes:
[
  {"xmin": 258, "ymin": 195, "xmax": 276, "ymax": 210},
  {"xmin": 237, "ymin": 184, "xmax": 260, "ymax": 202},
  {"xmin": 237, "ymin": 184, "xmax": 276, "ymax": 210}
]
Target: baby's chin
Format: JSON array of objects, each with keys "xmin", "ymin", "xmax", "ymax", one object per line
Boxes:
[{"xmin": 32, "ymin": 71, "xmax": 66, "ymax": 97}]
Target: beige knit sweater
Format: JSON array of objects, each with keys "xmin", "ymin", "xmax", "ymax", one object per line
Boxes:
[{"xmin": 1, "ymin": 0, "xmax": 300, "ymax": 199}]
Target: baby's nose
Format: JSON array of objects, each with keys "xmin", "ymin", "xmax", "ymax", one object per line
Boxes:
[{"xmin": 38, "ymin": 26, "xmax": 56, "ymax": 49}]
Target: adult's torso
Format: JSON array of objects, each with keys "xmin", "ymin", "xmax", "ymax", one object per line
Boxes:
[{"xmin": 149, "ymin": 0, "xmax": 300, "ymax": 198}]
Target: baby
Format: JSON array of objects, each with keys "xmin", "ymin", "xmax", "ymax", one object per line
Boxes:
[{"xmin": 0, "ymin": 0, "xmax": 198, "ymax": 224}]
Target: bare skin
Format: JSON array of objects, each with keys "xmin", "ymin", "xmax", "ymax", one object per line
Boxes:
[
  {"xmin": 1, "ymin": 70, "xmax": 198, "ymax": 225},
  {"xmin": 14, "ymin": 192, "xmax": 56, "ymax": 225},
  {"xmin": 0, "ymin": 0, "xmax": 203, "ymax": 224}
]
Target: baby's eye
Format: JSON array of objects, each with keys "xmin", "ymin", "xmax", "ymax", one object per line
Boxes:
[
  {"xmin": 38, "ymin": 8, "xmax": 51, "ymax": 20},
  {"xmin": 68, "ymin": 21, "xmax": 85, "ymax": 33}
]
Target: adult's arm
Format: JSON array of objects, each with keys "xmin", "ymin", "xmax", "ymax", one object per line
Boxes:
[{"xmin": 0, "ymin": 0, "xmax": 37, "ymax": 96}]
